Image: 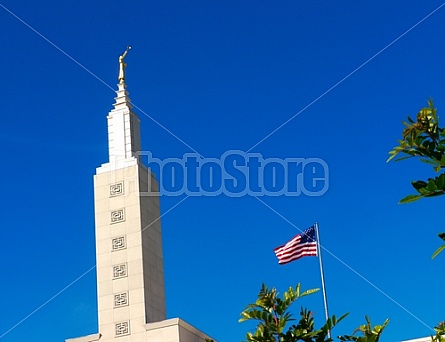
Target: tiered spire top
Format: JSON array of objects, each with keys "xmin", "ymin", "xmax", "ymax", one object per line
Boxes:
[{"xmin": 97, "ymin": 46, "xmax": 142, "ymax": 171}]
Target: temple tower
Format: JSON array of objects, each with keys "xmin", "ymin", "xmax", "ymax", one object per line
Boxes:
[
  {"xmin": 93, "ymin": 48, "xmax": 166, "ymax": 340},
  {"xmin": 66, "ymin": 49, "xmax": 213, "ymax": 342}
]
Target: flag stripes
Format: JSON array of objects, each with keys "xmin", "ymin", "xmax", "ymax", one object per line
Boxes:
[{"xmin": 274, "ymin": 226, "xmax": 317, "ymax": 264}]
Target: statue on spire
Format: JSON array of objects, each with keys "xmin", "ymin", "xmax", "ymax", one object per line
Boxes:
[{"xmin": 118, "ymin": 46, "xmax": 131, "ymax": 83}]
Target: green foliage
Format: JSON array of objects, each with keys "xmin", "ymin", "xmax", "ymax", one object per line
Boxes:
[
  {"xmin": 239, "ymin": 284, "xmax": 387, "ymax": 342},
  {"xmin": 239, "ymin": 284, "xmax": 327, "ymax": 342},
  {"xmin": 387, "ymin": 99, "xmax": 445, "ymax": 202},
  {"xmin": 388, "ymin": 99, "xmax": 445, "ymax": 257},
  {"xmin": 431, "ymin": 321, "xmax": 445, "ymax": 342},
  {"xmin": 338, "ymin": 316, "xmax": 389, "ymax": 342}
]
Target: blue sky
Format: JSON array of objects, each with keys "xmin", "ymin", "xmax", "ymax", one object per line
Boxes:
[{"xmin": 1, "ymin": 1, "xmax": 445, "ymax": 341}]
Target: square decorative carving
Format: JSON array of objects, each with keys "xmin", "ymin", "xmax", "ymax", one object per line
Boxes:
[
  {"xmin": 114, "ymin": 292, "xmax": 129, "ymax": 307},
  {"xmin": 110, "ymin": 182, "xmax": 124, "ymax": 197},
  {"xmin": 113, "ymin": 263, "xmax": 127, "ymax": 279},
  {"xmin": 111, "ymin": 209, "xmax": 125, "ymax": 224},
  {"xmin": 112, "ymin": 236, "xmax": 126, "ymax": 251},
  {"xmin": 115, "ymin": 321, "xmax": 130, "ymax": 336}
]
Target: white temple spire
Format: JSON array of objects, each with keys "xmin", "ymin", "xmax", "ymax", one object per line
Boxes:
[
  {"xmin": 99, "ymin": 47, "xmax": 141, "ymax": 172},
  {"xmin": 68, "ymin": 48, "xmax": 214, "ymax": 342}
]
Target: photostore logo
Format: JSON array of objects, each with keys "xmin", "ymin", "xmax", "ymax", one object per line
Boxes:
[{"xmin": 140, "ymin": 151, "xmax": 328, "ymax": 197}]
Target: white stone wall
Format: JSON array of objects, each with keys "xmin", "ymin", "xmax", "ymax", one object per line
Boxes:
[{"xmin": 93, "ymin": 164, "xmax": 166, "ymax": 341}]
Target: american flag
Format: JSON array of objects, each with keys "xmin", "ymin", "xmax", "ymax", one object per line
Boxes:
[{"xmin": 274, "ymin": 226, "xmax": 318, "ymax": 264}]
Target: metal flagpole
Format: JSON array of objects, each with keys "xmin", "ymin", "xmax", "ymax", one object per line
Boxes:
[{"xmin": 314, "ymin": 222, "xmax": 330, "ymax": 338}]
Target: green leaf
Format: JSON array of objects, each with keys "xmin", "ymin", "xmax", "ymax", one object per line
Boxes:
[
  {"xmin": 337, "ymin": 313, "xmax": 349, "ymax": 324},
  {"xmin": 419, "ymin": 158, "xmax": 440, "ymax": 167},
  {"xmin": 411, "ymin": 180, "xmax": 427, "ymax": 191},
  {"xmin": 386, "ymin": 152, "xmax": 400, "ymax": 163},
  {"xmin": 392, "ymin": 155, "xmax": 414, "ymax": 162},
  {"xmin": 432, "ymin": 244, "xmax": 445, "ymax": 259},
  {"xmin": 437, "ymin": 144, "xmax": 445, "ymax": 151},
  {"xmin": 437, "ymin": 174, "xmax": 445, "ymax": 190},
  {"xmin": 424, "ymin": 191, "xmax": 445, "ymax": 198},
  {"xmin": 427, "ymin": 179, "xmax": 437, "ymax": 191},
  {"xmin": 300, "ymin": 288, "xmax": 319, "ymax": 298},
  {"xmin": 440, "ymin": 154, "xmax": 445, "ymax": 166},
  {"xmin": 399, "ymin": 194, "xmax": 422, "ymax": 204}
]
